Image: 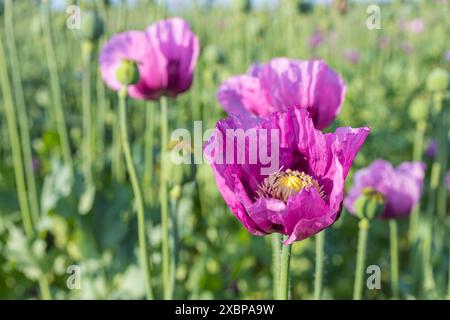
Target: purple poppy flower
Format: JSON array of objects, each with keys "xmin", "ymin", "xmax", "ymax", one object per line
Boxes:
[
  {"xmin": 408, "ymin": 18, "xmax": 424, "ymax": 33},
  {"xmin": 309, "ymin": 30, "xmax": 324, "ymax": 49},
  {"xmin": 99, "ymin": 17, "xmax": 200, "ymax": 100},
  {"xmin": 203, "ymin": 109, "xmax": 370, "ymax": 244},
  {"xmin": 217, "ymin": 58, "xmax": 346, "ymax": 130},
  {"xmin": 345, "ymin": 160, "xmax": 425, "ymax": 219},
  {"xmin": 378, "ymin": 36, "xmax": 390, "ymax": 49},
  {"xmin": 343, "ymin": 49, "xmax": 360, "ymax": 64},
  {"xmin": 401, "ymin": 42, "xmax": 414, "ymax": 55},
  {"xmin": 425, "ymin": 139, "xmax": 437, "ymax": 159},
  {"xmin": 444, "ymin": 50, "xmax": 450, "ymax": 61}
]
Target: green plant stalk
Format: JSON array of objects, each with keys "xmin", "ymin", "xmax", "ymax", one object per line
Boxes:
[
  {"xmin": 160, "ymin": 96, "xmax": 171, "ymax": 299},
  {"xmin": 408, "ymin": 120, "xmax": 426, "ymax": 243},
  {"xmin": 314, "ymin": 231, "xmax": 325, "ymax": 300},
  {"xmin": 144, "ymin": 104, "xmax": 155, "ymax": 205},
  {"xmin": 389, "ymin": 220, "xmax": 399, "ymax": 299},
  {"xmin": 38, "ymin": 275, "xmax": 52, "ymax": 300},
  {"xmin": 4, "ymin": 0, "xmax": 40, "ymax": 225},
  {"xmin": 40, "ymin": 0, "xmax": 74, "ymax": 178},
  {"xmin": 0, "ymin": 32, "xmax": 34, "ymax": 238},
  {"xmin": 96, "ymin": 62, "xmax": 107, "ymax": 172},
  {"xmin": 118, "ymin": 88, "xmax": 153, "ymax": 300},
  {"xmin": 271, "ymin": 234, "xmax": 281, "ymax": 299},
  {"xmin": 82, "ymin": 41, "xmax": 94, "ymax": 187},
  {"xmin": 279, "ymin": 240, "xmax": 292, "ymax": 300},
  {"xmin": 422, "ymin": 161, "xmax": 440, "ymax": 293},
  {"xmin": 0, "ymin": 32, "xmax": 52, "ymax": 300},
  {"xmin": 353, "ymin": 218, "xmax": 369, "ymax": 300}
]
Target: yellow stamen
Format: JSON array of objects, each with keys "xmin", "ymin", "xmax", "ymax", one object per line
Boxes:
[{"xmin": 256, "ymin": 169, "xmax": 324, "ymax": 202}]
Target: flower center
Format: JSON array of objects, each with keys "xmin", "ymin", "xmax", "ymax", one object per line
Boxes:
[{"xmin": 256, "ymin": 169, "xmax": 323, "ymax": 202}]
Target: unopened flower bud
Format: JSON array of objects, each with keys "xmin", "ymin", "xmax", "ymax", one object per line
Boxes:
[
  {"xmin": 116, "ymin": 60, "xmax": 140, "ymax": 86},
  {"xmin": 409, "ymin": 97, "xmax": 429, "ymax": 122},
  {"xmin": 426, "ymin": 68, "xmax": 449, "ymax": 92},
  {"xmin": 80, "ymin": 10, "xmax": 104, "ymax": 42},
  {"xmin": 232, "ymin": 0, "xmax": 252, "ymax": 13},
  {"xmin": 353, "ymin": 188, "xmax": 386, "ymax": 220}
]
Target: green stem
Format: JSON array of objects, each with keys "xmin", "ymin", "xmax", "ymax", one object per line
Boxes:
[
  {"xmin": 409, "ymin": 120, "xmax": 426, "ymax": 243},
  {"xmin": 0, "ymin": 28, "xmax": 51, "ymax": 300},
  {"xmin": 279, "ymin": 239, "xmax": 292, "ymax": 300},
  {"xmin": 314, "ymin": 231, "xmax": 325, "ymax": 300},
  {"xmin": 0, "ymin": 32, "xmax": 34, "ymax": 238},
  {"xmin": 423, "ymin": 161, "xmax": 440, "ymax": 293},
  {"xmin": 160, "ymin": 96, "xmax": 171, "ymax": 299},
  {"xmin": 38, "ymin": 275, "xmax": 52, "ymax": 300},
  {"xmin": 4, "ymin": 0, "xmax": 40, "ymax": 225},
  {"xmin": 144, "ymin": 104, "xmax": 155, "ymax": 205},
  {"xmin": 40, "ymin": 0, "xmax": 74, "ymax": 178},
  {"xmin": 353, "ymin": 218, "xmax": 369, "ymax": 300},
  {"xmin": 271, "ymin": 233, "xmax": 281, "ymax": 299},
  {"xmin": 389, "ymin": 220, "xmax": 399, "ymax": 299},
  {"xmin": 82, "ymin": 41, "xmax": 94, "ymax": 187},
  {"xmin": 118, "ymin": 89, "xmax": 153, "ymax": 300}
]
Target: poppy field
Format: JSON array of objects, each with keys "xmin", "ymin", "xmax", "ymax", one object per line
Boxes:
[{"xmin": 0, "ymin": 0, "xmax": 449, "ymax": 300}]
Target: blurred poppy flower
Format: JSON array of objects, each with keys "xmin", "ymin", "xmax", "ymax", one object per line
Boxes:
[
  {"xmin": 343, "ymin": 49, "xmax": 360, "ymax": 64},
  {"xmin": 425, "ymin": 139, "xmax": 437, "ymax": 159},
  {"xmin": 309, "ymin": 30, "xmax": 324, "ymax": 49},
  {"xmin": 445, "ymin": 50, "xmax": 450, "ymax": 61},
  {"xmin": 99, "ymin": 17, "xmax": 200, "ymax": 100},
  {"xmin": 345, "ymin": 160, "xmax": 425, "ymax": 219},
  {"xmin": 217, "ymin": 58, "xmax": 346, "ymax": 130},
  {"xmin": 203, "ymin": 109, "xmax": 370, "ymax": 244}
]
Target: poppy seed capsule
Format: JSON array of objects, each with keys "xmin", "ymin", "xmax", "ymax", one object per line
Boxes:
[
  {"xmin": 426, "ymin": 68, "xmax": 449, "ymax": 92},
  {"xmin": 80, "ymin": 10, "xmax": 104, "ymax": 42},
  {"xmin": 116, "ymin": 60, "xmax": 140, "ymax": 86},
  {"xmin": 353, "ymin": 188, "xmax": 386, "ymax": 220},
  {"xmin": 409, "ymin": 98, "xmax": 429, "ymax": 121}
]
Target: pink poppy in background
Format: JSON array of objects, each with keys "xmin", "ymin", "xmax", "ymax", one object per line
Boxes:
[
  {"xmin": 217, "ymin": 58, "xmax": 346, "ymax": 130},
  {"xmin": 99, "ymin": 17, "xmax": 200, "ymax": 100},
  {"xmin": 345, "ymin": 160, "xmax": 425, "ymax": 219},
  {"xmin": 378, "ymin": 36, "xmax": 390, "ymax": 49},
  {"xmin": 401, "ymin": 42, "xmax": 414, "ymax": 54},
  {"xmin": 309, "ymin": 30, "xmax": 324, "ymax": 49},
  {"xmin": 444, "ymin": 50, "xmax": 450, "ymax": 61},
  {"xmin": 408, "ymin": 18, "xmax": 424, "ymax": 33},
  {"xmin": 343, "ymin": 49, "xmax": 360, "ymax": 64},
  {"xmin": 203, "ymin": 109, "xmax": 370, "ymax": 244}
]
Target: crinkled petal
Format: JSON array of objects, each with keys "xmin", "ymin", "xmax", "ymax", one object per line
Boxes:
[
  {"xmin": 146, "ymin": 17, "xmax": 200, "ymax": 96},
  {"xmin": 217, "ymin": 75, "xmax": 274, "ymax": 118}
]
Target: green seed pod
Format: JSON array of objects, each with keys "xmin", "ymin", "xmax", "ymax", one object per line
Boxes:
[
  {"xmin": 80, "ymin": 10, "xmax": 104, "ymax": 42},
  {"xmin": 116, "ymin": 60, "xmax": 140, "ymax": 86},
  {"xmin": 232, "ymin": 0, "xmax": 252, "ymax": 13},
  {"xmin": 409, "ymin": 97, "xmax": 429, "ymax": 122},
  {"xmin": 426, "ymin": 68, "xmax": 449, "ymax": 92},
  {"xmin": 353, "ymin": 188, "xmax": 386, "ymax": 220},
  {"xmin": 203, "ymin": 45, "xmax": 226, "ymax": 65}
]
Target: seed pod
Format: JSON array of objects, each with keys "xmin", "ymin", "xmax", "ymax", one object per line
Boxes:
[
  {"xmin": 80, "ymin": 10, "xmax": 104, "ymax": 42},
  {"xmin": 426, "ymin": 68, "xmax": 449, "ymax": 92},
  {"xmin": 409, "ymin": 97, "xmax": 429, "ymax": 122},
  {"xmin": 116, "ymin": 60, "xmax": 140, "ymax": 86},
  {"xmin": 353, "ymin": 188, "xmax": 386, "ymax": 220}
]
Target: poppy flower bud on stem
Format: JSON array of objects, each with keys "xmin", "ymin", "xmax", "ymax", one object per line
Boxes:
[
  {"xmin": 426, "ymin": 68, "xmax": 449, "ymax": 93},
  {"xmin": 353, "ymin": 188, "xmax": 386, "ymax": 220},
  {"xmin": 116, "ymin": 60, "xmax": 140, "ymax": 87},
  {"xmin": 80, "ymin": 10, "xmax": 104, "ymax": 42}
]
